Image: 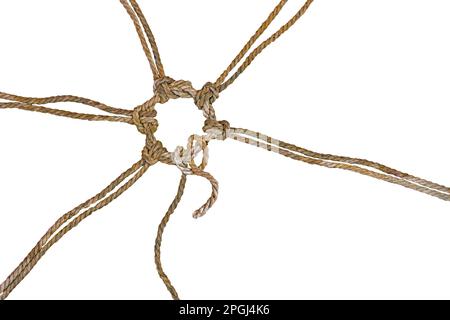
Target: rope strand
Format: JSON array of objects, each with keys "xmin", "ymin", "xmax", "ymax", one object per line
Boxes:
[
  {"xmin": 215, "ymin": 0, "xmax": 315, "ymax": 92},
  {"xmin": 214, "ymin": 0, "xmax": 288, "ymax": 87},
  {"xmin": 120, "ymin": 0, "xmax": 165, "ymax": 80},
  {"xmin": 0, "ymin": 102, "xmax": 132, "ymax": 123},
  {"xmin": 0, "ymin": 92, "xmax": 132, "ymax": 115},
  {"xmin": 228, "ymin": 127, "xmax": 450, "ymax": 202},
  {"xmin": 0, "ymin": 160, "xmax": 149, "ymax": 300},
  {"xmin": 154, "ymin": 174, "xmax": 187, "ymax": 300},
  {"xmin": 129, "ymin": 0, "xmax": 166, "ymax": 77},
  {"xmin": 0, "ymin": 91, "xmax": 134, "ymax": 123}
]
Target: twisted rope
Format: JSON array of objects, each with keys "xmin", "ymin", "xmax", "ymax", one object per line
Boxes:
[
  {"xmin": 154, "ymin": 174, "xmax": 187, "ymax": 300},
  {"xmin": 227, "ymin": 128, "xmax": 450, "ymax": 201},
  {"xmin": 1, "ymin": 0, "xmax": 448, "ymax": 299}
]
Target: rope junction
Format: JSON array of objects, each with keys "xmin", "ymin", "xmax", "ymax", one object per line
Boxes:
[{"xmin": 1, "ymin": 0, "xmax": 449, "ymax": 299}]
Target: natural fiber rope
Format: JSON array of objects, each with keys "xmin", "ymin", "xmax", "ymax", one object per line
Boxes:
[
  {"xmin": 227, "ymin": 128, "xmax": 450, "ymax": 201},
  {"xmin": 154, "ymin": 174, "xmax": 187, "ymax": 300},
  {"xmin": 1, "ymin": 0, "xmax": 448, "ymax": 299},
  {"xmin": 215, "ymin": 0, "xmax": 314, "ymax": 92}
]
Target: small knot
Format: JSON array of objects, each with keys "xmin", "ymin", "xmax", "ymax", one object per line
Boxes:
[
  {"xmin": 153, "ymin": 77, "xmax": 195, "ymax": 104},
  {"xmin": 153, "ymin": 76, "xmax": 175, "ymax": 103},
  {"xmin": 142, "ymin": 140, "xmax": 167, "ymax": 166},
  {"xmin": 196, "ymin": 82, "xmax": 219, "ymax": 105},
  {"xmin": 132, "ymin": 101, "xmax": 158, "ymax": 135},
  {"xmin": 203, "ymin": 119, "xmax": 230, "ymax": 140},
  {"xmin": 172, "ymin": 134, "xmax": 209, "ymax": 174},
  {"xmin": 195, "ymin": 82, "xmax": 219, "ymax": 119},
  {"xmin": 170, "ymin": 136, "xmax": 219, "ymax": 219}
]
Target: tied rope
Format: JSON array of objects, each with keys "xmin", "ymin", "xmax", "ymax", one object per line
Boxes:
[{"xmin": 0, "ymin": 0, "xmax": 449, "ymax": 300}]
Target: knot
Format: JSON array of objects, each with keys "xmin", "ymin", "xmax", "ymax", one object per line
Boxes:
[
  {"xmin": 142, "ymin": 140, "xmax": 167, "ymax": 166},
  {"xmin": 203, "ymin": 119, "xmax": 230, "ymax": 140},
  {"xmin": 172, "ymin": 134, "xmax": 209, "ymax": 174},
  {"xmin": 196, "ymin": 82, "xmax": 219, "ymax": 106},
  {"xmin": 132, "ymin": 100, "xmax": 158, "ymax": 135},
  {"xmin": 171, "ymin": 135, "xmax": 219, "ymax": 219},
  {"xmin": 154, "ymin": 76, "xmax": 196, "ymax": 104},
  {"xmin": 153, "ymin": 76, "xmax": 175, "ymax": 103},
  {"xmin": 195, "ymin": 82, "xmax": 219, "ymax": 119}
]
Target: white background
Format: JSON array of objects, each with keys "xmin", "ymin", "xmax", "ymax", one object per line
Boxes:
[{"xmin": 1, "ymin": 0, "xmax": 450, "ymax": 300}]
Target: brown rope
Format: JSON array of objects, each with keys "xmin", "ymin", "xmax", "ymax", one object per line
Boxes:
[
  {"xmin": 129, "ymin": 0, "xmax": 166, "ymax": 77},
  {"xmin": 154, "ymin": 174, "xmax": 187, "ymax": 300},
  {"xmin": 227, "ymin": 128, "xmax": 450, "ymax": 202},
  {"xmin": 120, "ymin": 0, "xmax": 165, "ymax": 80},
  {"xmin": 214, "ymin": 0, "xmax": 315, "ymax": 92},
  {"xmin": 0, "ymin": 92, "xmax": 132, "ymax": 115},
  {"xmin": 1, "ymin": 0, "xmax": 448, "ymax": 300},
  {"xmin": 0, "ymin": 160, "xmax": 148, "ymax": 299},
  {"xmin": 213, "ymin": 0, "xmax": 288, "ymax": 89},
  {"xmin": 0, "ymin": 101, "xmax": 132, "ymax": 124}
]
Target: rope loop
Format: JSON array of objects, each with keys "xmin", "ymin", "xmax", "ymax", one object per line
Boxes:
[{"xmin": 172, "ymin": 134, "xmax": 209, "ymax": 174}]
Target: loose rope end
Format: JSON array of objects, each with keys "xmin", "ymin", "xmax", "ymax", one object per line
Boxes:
[{"xmin": 192, "ymin": 209, "xmax": 205, "ymax": 219}]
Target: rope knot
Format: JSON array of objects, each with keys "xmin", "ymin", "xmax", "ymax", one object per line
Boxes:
[
  {"xmin": 172, "ymin": 135, "xmax": 209, "ymax": 174},
  {"xmin": 132, "ymin": 101, "xmax": 158, "ymax": 135},
  {"xmin": 153, "ymin": 76, "xmax": 175, "ymax": 103},
  {"xmin": 142, "ymin": 140, "xmax": 167, "ymax": 166},
  {"xmin": 171, "ymin": 134, "xmax": 219, "ymax": 219},
  {"xmin": 154, "ymin": 76, "xmax": 196, "ymax": 104},
  {"xmin": 203, "ymin": 119, "xmax": 230, "ymax": 140},
  {"xmin": 195, "ymin": 82, "xmax": 219, "ymax": 119}
]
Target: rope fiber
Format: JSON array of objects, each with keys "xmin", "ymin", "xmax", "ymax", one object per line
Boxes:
[{"xmin": 1, "ymin": 0, "xmax": 449, "ymax": 299}]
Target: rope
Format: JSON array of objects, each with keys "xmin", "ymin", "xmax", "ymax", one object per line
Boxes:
[
  {"xmin": 0, "ymin": 160, "xmax": 148, "ymax": 299},
  {"xmin": 154, "ymin": 174, "xmax": 187, "ymax": 300},
  {"xmin": 214, "ymin": 0, "xmax": 315, "ymax": 92},
  {"xmin": 227, "ymin": 128, "xmax": 450, "ymax": 202},
  {"xmin": 120, "ymin": 0, "xmax": 165, "ymax": 80},
  {"xmin": 1, "ymin": 0, "xmax": 448, "ymax": 299}
]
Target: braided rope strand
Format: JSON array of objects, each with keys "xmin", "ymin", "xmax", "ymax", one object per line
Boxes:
[
  {"xmin": 0, "ymin": 102, "xmax": 132, "ymax": 124},
  {"xmin": 0, "ymin": 160, "xmax": 148, "ymax": 300},
  {"xmin": 0, "ymin": 92, "xmax": 132, "ymax": 115},
  {"xmin": 120, "ymin": 0, "xmax": 162, "ymax": 80},
  {"xmin": 228, "ymin": 128, "xmax": 450, "ymax": 202},
  {"xmin": 217, "ymin": 0, "xmax": 315, "ymax": 92},
  {"xmin": 129, "ymin": 0, "xmax": 166, "ymax": 77},
  {"xmin": 154, "ymin": 174, "xmax": 187, "ymax": 300},
  {"xmin": 214, "ymin": 0, "xmax": 288, "ymax": 87}
]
